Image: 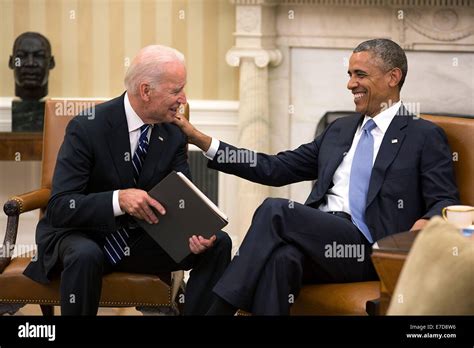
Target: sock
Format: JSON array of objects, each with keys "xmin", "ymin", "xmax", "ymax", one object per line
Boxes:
[{"xmin": 205, "ymin": 296, "xmax": 238, "ymax": 316}]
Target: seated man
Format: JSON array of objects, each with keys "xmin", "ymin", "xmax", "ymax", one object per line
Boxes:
[
  {"xmin": 173, "ymin": 38, "xmax": 460, "ymax": 315},
  {"xmin": 23, "ymin": 45, "xmax": 232, "ymax": 315}
]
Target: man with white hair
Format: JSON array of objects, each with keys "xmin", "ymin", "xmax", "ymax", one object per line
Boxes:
[{"xmin": 24, "ymin": 45, "xmax": 232, "ymax": 315}]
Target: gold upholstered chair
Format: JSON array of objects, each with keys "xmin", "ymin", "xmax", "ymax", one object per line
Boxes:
[{"xmin": 290, "ymin": 113, "xmax": 474, "ymax": 315}]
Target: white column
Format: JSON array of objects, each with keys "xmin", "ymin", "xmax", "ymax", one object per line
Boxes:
[{"xmin": 226, "ymin": 1, "xmax": 282, "ymax": 245}]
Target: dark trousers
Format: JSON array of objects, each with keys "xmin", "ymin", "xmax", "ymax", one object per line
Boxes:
[
  {"xmin": 213, "ymin": 198, "xmax": 378, "ymax": 315},
  {"xmin": 57, "ymin": 230, "xmax": 231, "ymax": 315}
]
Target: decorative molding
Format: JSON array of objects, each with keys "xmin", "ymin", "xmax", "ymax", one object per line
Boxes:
[
  {"xmin": 404, "ymin": 9, "xmax": 474, "ymax": 41},
  {"xmin": 238, "ymin": 7, "xmax": 260, "ymax": 32},
  {"xmin": 231, "ymin": 0, "xmax": 280, "ymax": 5},
  {"xmin": 187, "ymin": 100, "xmax": 239, "ymax": 127},
  {"xmin": 0, "ymin": 98, "xmax": 239, "ymax": 133},
  {"xmin": 226, "ymin": 48, "xmax": 283, "ymax": 68},
  {"xmin": 433, "ymin": 9, "xmax": 458, "ymax": 31},
  {"xmin": 234, "ymin": 2, "xmax": 280, "ymax": 48},
  {"xmin": 0, "ymin": 97, "xmax": 14, "ymax": 106},
  {"xmin": 272, "ymin": 4, "xmax": 473, "ymax": 51},
  {"xmin": 0, "ymin": 97, "xmax": 13, "ymax": 132},
  {"xmin": 279, "ymin": 0, "xmax": 473, "ymax": 6}
]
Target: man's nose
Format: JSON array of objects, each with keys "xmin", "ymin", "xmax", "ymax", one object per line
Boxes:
[
  {"xmin": 347, "ymin": 76, "xmax": 357, "ymax": 90},
  {"xmin": 25, "ymin": 53, "xmax": 35, "ymax": 66},
  {"xmin": 178, "ymin": 91, "xmax": 187, "ymax": 105}
]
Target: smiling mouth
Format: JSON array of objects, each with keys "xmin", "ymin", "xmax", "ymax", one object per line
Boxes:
[{"xmin": 353, "ymin": 91, "xmax": 366, "ymax": 101}]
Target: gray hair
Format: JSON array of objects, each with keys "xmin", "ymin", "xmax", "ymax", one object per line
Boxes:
[
  {"xmin": 353, "ymin": 38, "xmax": 408, "ymax": 90},
  {"xmin": 124, "ymin": 45, "xmax": 185, "ymax": 95}
]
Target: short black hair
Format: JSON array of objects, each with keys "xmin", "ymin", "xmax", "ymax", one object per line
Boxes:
[{"xmin": 353, "ymin": 38, "xmax": 408, "ymax": 90}]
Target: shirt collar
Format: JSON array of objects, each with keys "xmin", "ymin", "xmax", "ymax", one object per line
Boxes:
[
  {"xmin": 124, "ymin": 92, "xmax": 145, "ymax": 133},
  {"xmin": 361, "ymin": 100, "xmax": 401, "ymax": 135}
]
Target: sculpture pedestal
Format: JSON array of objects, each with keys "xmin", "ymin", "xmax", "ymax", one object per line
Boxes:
[{"xmin": 12, "ymin": 100, "xmax": 45, "ymax": 132}]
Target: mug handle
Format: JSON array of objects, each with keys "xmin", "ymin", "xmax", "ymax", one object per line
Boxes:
[{"xmin": 442, "ymin": 207, "xmax": 448, "ymax": 220}]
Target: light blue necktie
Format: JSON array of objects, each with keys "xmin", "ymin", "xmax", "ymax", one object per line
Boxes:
[
  {"xmin": 349, "ymin": 119, "xmax": 376, "ymax": 243},
  {"xmin": 104, "ymin": 124, "xmax": 151, "ymax": 264}
]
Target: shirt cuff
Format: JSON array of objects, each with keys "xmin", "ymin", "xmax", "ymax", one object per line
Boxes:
[
  {"xmin": 204, "ymin": 138, "xmax": 220, "ymax": 160},
  {"xmin": 113, "ymin": 190, "xmax": 125, "ymax": 217}
]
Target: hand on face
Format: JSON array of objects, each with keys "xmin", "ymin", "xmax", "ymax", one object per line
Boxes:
[{"xmin": 172, "ymin": 103, "xmax": 196, "ymax": 137}]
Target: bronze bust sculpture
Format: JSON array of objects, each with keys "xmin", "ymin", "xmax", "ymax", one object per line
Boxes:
[
  {"xmin": 8, "ymin": 32, "xmax": 55, "ymax": 131},
  {"xmin": 9, "ymin": 32, "xmax": 55, "ymax": 100}
]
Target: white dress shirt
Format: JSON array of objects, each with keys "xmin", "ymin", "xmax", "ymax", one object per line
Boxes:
[
  {"xmin": 112, "ymin": 93, "xmax": 153, "ymax": 216},
  {"xmin": 204, "ymin": 101, "xmax": 402, "ymax": 217},
  {"xmin": 318, "ymin": 101, "xmax": 401, "ymax": 214}
]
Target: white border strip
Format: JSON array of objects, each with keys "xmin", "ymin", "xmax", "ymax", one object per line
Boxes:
[{"xmin": 0, "ymin": 98, "xmax": 239, "ymax": 132}]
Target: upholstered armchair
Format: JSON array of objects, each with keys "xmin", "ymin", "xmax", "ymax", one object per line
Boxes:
[{"xmin": 290, "ymin": 113, "xmax": 474, "ymax": 315}]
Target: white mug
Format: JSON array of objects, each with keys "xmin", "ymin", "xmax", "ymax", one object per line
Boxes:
[{"xmin": 442, "ymin": 205, "xmax": 474, "ymax": 229}]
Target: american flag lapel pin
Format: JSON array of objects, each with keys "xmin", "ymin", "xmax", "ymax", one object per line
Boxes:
[{"xmin": 391, "ymin": 138, "xmax": 398, "ymax": 144}]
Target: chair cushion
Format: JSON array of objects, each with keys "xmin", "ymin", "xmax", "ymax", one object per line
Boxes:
[
  {"xmin": 0, "ymin": 257, "xmax": 171, "ymax": 307},
  {"xmin": 388, "ymin": 217, "xmax": 474, "ymax": 315},
  {"xmin": 290, "ymin": 281, "xmax": 380, "ymax": 315},
  {"xmin": 420, "ymin": 115, "xmax": 474, "ymax": 206},
  {"xmin": 42, "ymin": 100, "xmax": 106, "ymax": 189}
]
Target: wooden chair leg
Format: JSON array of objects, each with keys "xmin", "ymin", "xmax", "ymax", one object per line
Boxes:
[
  {"xmin": 40, "ymin": 305, "xmax": 54, "ymax": 316},
  {"xmin": 366, "ymin": 298, "xmax": 381, "ymax": 316}
]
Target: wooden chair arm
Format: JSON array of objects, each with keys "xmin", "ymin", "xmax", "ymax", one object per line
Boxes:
[
  {"xmin": 4, "ymin": 188, "xmax": 51, "ymax": 216},
  {"xmin": 1, "ymin": 188, "xmax": 51, "ymax": 273}
]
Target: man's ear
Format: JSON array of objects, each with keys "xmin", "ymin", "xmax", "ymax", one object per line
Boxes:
[
  {"xmin": 49, "ymin": 56, "xmax": 55, "ymax": 70},
  {"xmin": 8, "ymin": 55, "xmax": 14, "ymax": 69},
  {"xmin": 139, "ymin": 83, "xmax": 151, "ymax": 101},
  {"xmin": 388, "ymin": 67, "xmax": 402, "ymax": 88}
]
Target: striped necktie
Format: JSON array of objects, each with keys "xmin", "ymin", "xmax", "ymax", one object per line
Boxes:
[
  {"xmin": 349, "ymin": 119, "xmax": 376, "ymax": 243},
  {"xmin": 104, "ymin": 124, "xmax": 151, "ymax": 264}
]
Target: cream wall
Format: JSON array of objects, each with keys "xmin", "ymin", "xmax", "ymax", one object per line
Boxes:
[{"xmin": 0, "ymin": 0, "xmax": 238, "ymax": 100}]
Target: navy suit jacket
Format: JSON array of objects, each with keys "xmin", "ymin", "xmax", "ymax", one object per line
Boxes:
[
  {"xmin": 24, "ymin": 94, "xmax": 191, "ymax": 283},
  {"xmin": 208, "ymin": 106, "xmax": 459, "ymax": 242}
]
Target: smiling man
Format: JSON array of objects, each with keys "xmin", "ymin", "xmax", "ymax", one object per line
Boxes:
[
  {"xmin": 172, "ymin": 38, "xmax": 459, "ymax": 315},
  {"xmin": 23, "ymin": 45, "xmax": 232, "ymax": 315}
]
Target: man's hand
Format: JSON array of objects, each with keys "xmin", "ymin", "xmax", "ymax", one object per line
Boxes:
[
  {"xmin": 172, "ymin": 104, "xmax": 212, "ymax": 152},
  {"xmin": 410, "ymin": 218, "xmax": 429, "ymax": 231},
  {"xmin": 189, "ymin": 235, "xmax": 217, "ymax": 254},
  {"xmin": 118, "ymin": 188, "xmax": 166, "ymax": 224}
]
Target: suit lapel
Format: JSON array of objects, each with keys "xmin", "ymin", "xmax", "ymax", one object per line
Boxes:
[
  {"xmin": 330, "ymin": 115, "xmax": 363, "ymax": 169},
  {"xmin": 366, "ymin": 107, "xmax": 409, "ymax": 208},
  {"xmin": 105, "ymin": 95, "xmax": 135, "ymax": 188},
  {"xmin": 317, "ymin": 115, "xmax": 363, "ymax": 197},
  {"xmin": 137, "ymin": 124, "xmax": 168, "ymax": 189}
]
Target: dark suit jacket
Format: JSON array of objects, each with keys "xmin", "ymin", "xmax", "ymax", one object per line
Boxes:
[
  {"xmin": 24, "ymin": 94, "xmax": 191, "ymax": 283},
  {"xmin": 208, "ymin": 106, "xmax": 459, "ymax": 242}
]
